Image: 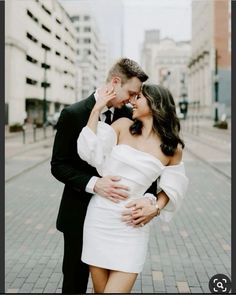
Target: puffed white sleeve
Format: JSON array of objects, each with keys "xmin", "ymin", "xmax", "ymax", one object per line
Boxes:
[
  {"xmin": 77, "ymin": 122, "xmax": 117, "ymax": 176},
  {"xmin": 158, "ymin": 162, "xmax": 189, "ymax": 222}
]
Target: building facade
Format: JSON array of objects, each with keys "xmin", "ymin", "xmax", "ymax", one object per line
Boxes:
[
  {"xmin": 5, "ymin": 0, "xmax": 77, "ymax": 126},
  {"xmin": 141, "ymin": 30, "xmax": 191, "ymax": 103},
  {"xmin": 71, "ymin": 17, "xmax": 108, "ymax": 100},
  {"xmin": 188, "ymin": 0, "xmax": 231, "ymax": 118}
]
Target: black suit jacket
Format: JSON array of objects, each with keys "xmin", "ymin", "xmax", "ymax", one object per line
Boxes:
[{"xmin": 51, "ymin": 93, "xmax": 133, "ymax": 233}]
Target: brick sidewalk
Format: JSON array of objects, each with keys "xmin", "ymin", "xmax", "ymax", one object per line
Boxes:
[
  {"xmin": 5, "ymin": 153, "xmax": 231, "ymax": 293},
  {"xmin": 5, "ymin": 118, "xmax": 231, "ymax": 293}
]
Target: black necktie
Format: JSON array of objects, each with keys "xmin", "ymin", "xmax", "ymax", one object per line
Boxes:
[{"xmin": 104, "ymin": 110, "xmax": 112, "ymax": 125}]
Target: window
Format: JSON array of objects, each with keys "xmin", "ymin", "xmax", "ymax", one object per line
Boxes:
[
  {"xmin": 27, "ymin": 9, "xmax": 38, "ymax": 23},
  {"xmin": 42, "ymin": 24, "xmax": 51, "ymax": 34},
  {"xmin": 83, "ymin": 38, "xmax": 91, "ymax": 44},
  {"xmin": 41, "ymin": 4, "xmax": 51, "ymax": 16},
  {"xmin": 26, "ymin": 55, "xmax": 38, "ymax": 64},
  {"xmin": 71, "ymin": 16, "xmax": 80, "ymax": 22},
  {"xmin": 77, "ymin": 38, "xmax": 80, "ymax": 43},
  {"xmin": 41, "ymin": 82, "xmax": 51, "ymax": 88},
  {"xmin": 56, "ymin": 18, "xmax": 62, "ymax": 24},
  {"xmin": 64, "ymin": 41, "xmax": 68, "ymax": 46},
  {"xmin": 77, "ymin": 49, "xmax": 80, "ymax": 55},
  {"xmin": 55, "ymin": 34, "xmax": 61, "ymax": 40},
  {"xmin": 55, "ymin": 51, "xmax": 61, "ymax": 56},
  {"xmin": 41, "ymin": 43, "xmax": 51, "ymax": 51},
  {"xmin": 65, "ymin": 27, "xmax": 69, "ymax": 32},
  {"xmin": 26, "ymin": 32, "xmax": 38, "ymax": 43},
  {"xmin": 76, "ymin": 27, "xmax": 80, "ymax": 32},
  {"xmin": 84, "ymin": 27, "xmax": 91, "ymax": 32},
  {"xmin": 41, "ymin": 62, "xmax": 51, "ymax": 69},
  {"xmin": 26, "ymin": 77, "xmax": 37, "ymax": 85},
  {"xmin": 84, "ymin": 15, "xmax": 90, "ymax": 21},
  {"xmin": 84, "ymin": 49, "xmax": 91, "ymax": 56}
]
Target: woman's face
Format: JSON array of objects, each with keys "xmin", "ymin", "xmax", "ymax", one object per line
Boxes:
[{"xmin": 130, "ymin": 92, "xmax": 151, "ymax": 120}]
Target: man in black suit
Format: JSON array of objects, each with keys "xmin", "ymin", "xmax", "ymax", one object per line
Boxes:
[{"xmin": 51, "ymin": 58, "xmax": 158, "ymax": 294}]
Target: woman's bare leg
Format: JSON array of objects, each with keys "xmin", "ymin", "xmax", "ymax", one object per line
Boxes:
[
  {"xmin": 89, "ymin": 265, "xmax": 109, "ymax": 293},
  {"xmin": 103, "ymin": 270, "xmax": 138, "ymax": 293}
]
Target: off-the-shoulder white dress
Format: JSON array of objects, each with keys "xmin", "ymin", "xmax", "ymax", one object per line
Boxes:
[{"xmin": 77, "ymin": 122, "xmax": 188, "ymax": 273}]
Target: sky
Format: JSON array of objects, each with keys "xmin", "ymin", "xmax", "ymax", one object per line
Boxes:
[{"xmin": 60, "ymin": 0, "xmax": 192, "ymax": 64}]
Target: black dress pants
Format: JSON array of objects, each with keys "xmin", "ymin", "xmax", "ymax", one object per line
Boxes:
[{"xmin": 62, "ymin": 232, "xmax": 89, "ymax": 294}]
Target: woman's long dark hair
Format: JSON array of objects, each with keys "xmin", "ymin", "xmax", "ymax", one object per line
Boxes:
[{"xmin": 129, "ymin": 84, "xmax": 185, "ymax": 156}]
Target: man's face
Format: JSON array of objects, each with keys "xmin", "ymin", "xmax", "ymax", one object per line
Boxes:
[{"xmin": 108, "ymin": 77, "xmax": 142, "ymax": 108}]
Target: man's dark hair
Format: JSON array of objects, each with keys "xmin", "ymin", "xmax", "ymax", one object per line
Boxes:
[{"xmin": 106, "ymin": 57, "xmax": 148, "ymax": 84}]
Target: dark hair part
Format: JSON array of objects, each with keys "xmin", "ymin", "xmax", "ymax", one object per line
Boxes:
[
  {"xmin": 129, "ymin": 84, "xmax": 185, "ymax": 156},
  {"xmin": 106, "ymin": 57, "xmax": 148, "ymax": 84}
]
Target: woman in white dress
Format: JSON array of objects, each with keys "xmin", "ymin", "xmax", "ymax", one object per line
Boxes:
[{"xmin": 77, "ymin": 84, "xmax": 189, "ymax": 293}]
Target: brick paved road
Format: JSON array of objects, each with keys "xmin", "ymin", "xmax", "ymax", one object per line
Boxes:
[{"xmin": 5, "ymin": 148, "xmax": 231, "ymax": 293}]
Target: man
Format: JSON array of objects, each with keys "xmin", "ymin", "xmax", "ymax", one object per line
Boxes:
[{"xmin": 51, "ymin": 58, "xmax": 158, "ymax": 294}]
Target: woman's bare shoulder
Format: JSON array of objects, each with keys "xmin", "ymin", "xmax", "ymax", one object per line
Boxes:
[
  {"xmin": 111, "ymin": 117, "xmax": 133, "ymax": 130},
  {"xmin": 169, "ymin": 144, "xmax": 183, "ymax": 165}
]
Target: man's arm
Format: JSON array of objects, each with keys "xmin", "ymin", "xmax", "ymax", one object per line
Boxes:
[
  {"xmin": 51, "ymin": 108, "xmax": 95, "ymax": 193},
  {"xmin": 51, "ymin": 107, "xmax": 130, "ymax": 201}
]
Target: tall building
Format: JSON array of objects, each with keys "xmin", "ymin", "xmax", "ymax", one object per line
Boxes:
[
  {"xmin": 141, "ymin": 30, "xmax": 191, "ymax": 102},
  {"xmin": 60, "ymin": 0, "xmax": 109, "ymax": 101},
  {"xmin": 5, "ymin": 0, "xmax": 77, "ymax": 126},
  {"xmin": 188, "ymin": 0, "xmax": 231, "ymax": 118},
  {"xmin": 71, "ymin": 12, "xmax": 107, "ymax": 100}
]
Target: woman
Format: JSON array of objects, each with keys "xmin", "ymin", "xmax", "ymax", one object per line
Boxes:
[{"xmin": 77, "ymin": 84, "xmax": 189, "ymax": 293}]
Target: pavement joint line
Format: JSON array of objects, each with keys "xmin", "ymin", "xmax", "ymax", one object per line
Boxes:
[
  {"xmin": 5, "ymin": 136, "xmax": 54, "ymax": 160},
  {"xmin": 185, "ymin": 146, "xmax": 231, "ymax": 181},
  {"xmin": 5, "ymin": 156, "xmax": 51, "ymax": 183},
  {"xmin": 184, "ymin": 131, "xmax": 230, "ymax": 153}
]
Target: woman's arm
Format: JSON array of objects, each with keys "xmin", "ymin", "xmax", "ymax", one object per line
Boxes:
[{"xmin": 87, "ymin": 87, "xmax": 116, "ymax": 133}]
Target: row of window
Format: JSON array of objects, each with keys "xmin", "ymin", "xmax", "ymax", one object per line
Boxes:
[
  {"xmin": 26, "ymin": 54, "xmax": 75, "ymax": 77},
  {"xmin": 27, "ymin": 7, "xmax": 76, "ymax": 42},
  {"xmin": 26, "ymin": 77, "xmax": 75, "ymax": 90},
  {"xmin": 76, "ymin": 26, "xmax": 91, "ymax": 32},
  {"xmin": 26, "ymin": 32, "xmax": 75, "ymax": 65},
  {"xmin": 77, "ymin": 38, "xmax": 91, "ymax": 44},
  {"xmin": 55, "ymin": 35, "xmax": 75, "ymax": 53},
  {"xmin": 71, "ymin": 15, "xmax": 91, "ymax": 22}
]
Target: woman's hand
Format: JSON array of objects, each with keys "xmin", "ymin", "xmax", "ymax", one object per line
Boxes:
[{"xmin": 93, "ymin": 86, "xmax": 116, "ymax": 112}]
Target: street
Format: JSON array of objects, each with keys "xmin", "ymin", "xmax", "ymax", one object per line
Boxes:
[{"xmin": 5, "ymin": 120, "xmax": 231, "ymax": 293}]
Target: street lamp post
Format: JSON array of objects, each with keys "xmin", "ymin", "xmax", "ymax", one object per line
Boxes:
[
  {"xmin": 43, "ymin": 49, "xmax": 48, "ymax": 125},
  {"xmin": 214, "ymin": 49, "xmax": 219, "ymax": 123}
]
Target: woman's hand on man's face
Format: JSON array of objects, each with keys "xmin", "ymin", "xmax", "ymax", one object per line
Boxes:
[{"xmin": 94, "ymin": 86, "xmax": 116, "ymax": 112}]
